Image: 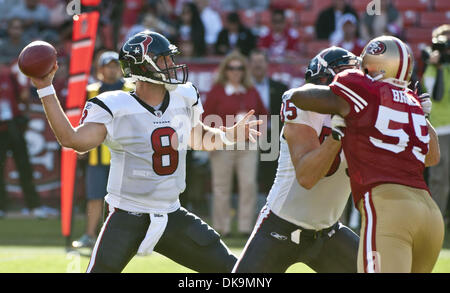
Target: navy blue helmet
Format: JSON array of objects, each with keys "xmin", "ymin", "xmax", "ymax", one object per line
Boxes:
[
  {"xmin": 305, "ymin": 46, "xmax": 360, "ymax": 85},
  {"xmin": 119, "ymin": 30, "xmax": 188, "ymax": 85}
]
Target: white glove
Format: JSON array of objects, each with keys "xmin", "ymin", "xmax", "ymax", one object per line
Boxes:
[
  {"xmin": 331, "ymin": 115, "xmax": 346, "ymax": 141},
  {"xmin": 418, "ymin": 93, "xmax": 432, "ymax": 116}
]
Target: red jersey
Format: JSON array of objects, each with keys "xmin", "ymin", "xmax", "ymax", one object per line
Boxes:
[
  {"xmin": 0, "ymin": 65, "xmax": 21, "ymax": 123},
  {"xmin": 202, "ymin": 84, "xmax": 268, "ymax": 128},
  {"xmin": 257, "ymin": 27, "xmax": 299, "ymax": 59},
  {"xmin": 329, "ymin": 69, "xmax": 429, "ymax": 204}
]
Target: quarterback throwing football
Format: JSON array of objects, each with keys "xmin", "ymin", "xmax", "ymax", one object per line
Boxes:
[{"xmin": 30, "ymin": 31, "xmax": 262, "ymax": 273}]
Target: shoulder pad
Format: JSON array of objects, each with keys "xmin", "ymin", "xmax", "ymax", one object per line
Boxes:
[{"xmin": 171, "ymin": 82, "xmax": 200, "ymax": 107}]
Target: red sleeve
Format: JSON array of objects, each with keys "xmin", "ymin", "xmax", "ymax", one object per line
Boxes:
[{"xmin": 329, "ymin": 69, "xmax": 370, "ymax": 119}]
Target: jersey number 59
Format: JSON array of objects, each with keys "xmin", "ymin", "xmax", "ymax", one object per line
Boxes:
[{"xmin": 370, "ymin": 106, "xmax": 429, "ymax": 162}]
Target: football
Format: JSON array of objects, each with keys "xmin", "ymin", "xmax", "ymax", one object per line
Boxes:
[{"xmin": 18, "ymin": 40, "xmax": 57, "ymax": 78}]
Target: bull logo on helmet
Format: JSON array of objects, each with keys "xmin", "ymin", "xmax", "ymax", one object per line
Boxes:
[
  {"xmin": 123, "ymin": 34, "xmax": 153, "ymax": 64},
  {"xmin": 366, "ymin": 41, "xmax": 386, "ymax": 55}
]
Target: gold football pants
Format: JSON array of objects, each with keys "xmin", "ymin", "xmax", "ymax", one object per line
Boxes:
[{"xmin": 357, "ymin": 184, "xmax": 444, "ymax": 273}]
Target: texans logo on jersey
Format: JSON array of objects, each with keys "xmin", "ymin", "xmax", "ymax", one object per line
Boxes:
[
  {"xmin": 122, "ymin": 34, "xmax": 153, "ymax": 64},
  {"xmin": 366, "ymin": 41, "xmax": 386, "ymax": 55}
]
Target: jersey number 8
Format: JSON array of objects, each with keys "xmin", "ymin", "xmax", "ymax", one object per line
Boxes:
[{"xmin": 151, "ymin": 127, "xmax": 179, "ymax": 175}]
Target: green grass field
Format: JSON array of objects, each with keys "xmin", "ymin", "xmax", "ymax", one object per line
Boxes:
[{"xmin": 1, "ymin": 218, "xmax": 449, "ymax": 273}]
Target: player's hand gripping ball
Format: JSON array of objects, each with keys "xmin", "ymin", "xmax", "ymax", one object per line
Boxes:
[{"xmin": 18, "ymin": 41, "xmax": 57, "ymax": 78}]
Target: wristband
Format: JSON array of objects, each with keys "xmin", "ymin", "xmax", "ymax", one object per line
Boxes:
[
  {"xmin": 220, "ymin": 130, "xmax": 236, "ymax": 146},
  {"xmin": 37, "ymin": 85, "xmax": 55, "ymax": 99}
]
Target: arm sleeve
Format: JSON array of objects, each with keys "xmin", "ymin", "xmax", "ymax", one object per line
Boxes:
[
  {"xmin": 80, "ymin": 97, "xmax": 113, "ymax": 125},
  {"xmin": 191, "ymin": 85, "xmax": 204, "ymax": 127},
  {"xmin": 329, "ymin": 70, "xmax": 369, "ymax": 119}
]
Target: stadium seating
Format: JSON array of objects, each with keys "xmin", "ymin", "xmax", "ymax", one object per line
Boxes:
[
  {"xmin": 310, "ymin": 0, "xmax": 333, "ymax": 14},
  {"xmin": 352, "ymin": 0, "xmax": 371, "ymax": 13},
  {"xmin": 405, "ymin": 27, "xmax": 434, "ymax": 43},
  {"xmin": 419, "ymin": 11, "xmax": 450, "ymax": 28},
  {"xmin": 298, "ymin": 11, "xmax": 317, "ymax": 27},
  {"xmin": 402, "ymin": 10, "xmax": 418, "ymax": 28},
  {"xmin": 433, "ymin": 0, "xmax": 450, "ymax": 11},
  {"xmin": 270, "ymin": 0, "xmax": 308, "ymax": 11},
  {"xmin": 305, "ymin": 41, "xmax": 331, "ymax": 58},
  {"xmin": 239, "ymin": 10, "xmax": 257, "ymax": 27},
  {"xmin": 297, "ymin": 26, "xmax": 315, "ymax": 42},
  {"xmin": 393, "ymin": 0, "xmax": 430, "ymax": 12}
]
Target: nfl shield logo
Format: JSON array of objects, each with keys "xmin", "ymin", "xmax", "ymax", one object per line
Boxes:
[{"xmin": 155, "ymin": 110, "xmax": 162, "ymax": 118}]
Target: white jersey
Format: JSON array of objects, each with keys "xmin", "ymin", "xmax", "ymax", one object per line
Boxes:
[
  {"xmin": 266, "ymin": 100, "xmax": 351, "ymax": 230},
  {"xmin": 81, "ymin": 82, "xmax": 203, "ymax": 214}
]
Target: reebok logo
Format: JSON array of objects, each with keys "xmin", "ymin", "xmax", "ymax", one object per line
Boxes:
[{"xmin": 270, "ymin": 232, "xmax": 287, "ymax": 241}]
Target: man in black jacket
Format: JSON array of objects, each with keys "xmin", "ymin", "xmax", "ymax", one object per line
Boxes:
[
  {"xmin": 315, "ymin": 0, "xmax": 358, "ymax": 40},
  {"xmin": 215, "ymin": 12, "xmax": 256, "ymax": 56},
  {"xmin": 249, "ymin": 50, "xmax": 288, "ymax": 194}
]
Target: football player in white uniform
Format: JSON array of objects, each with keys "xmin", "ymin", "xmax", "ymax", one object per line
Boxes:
[
  {"xmin": 233, "ymin": 47, "xmax": 360, "ymax": 273},
  {"xmin": 30, "ymin": 31, "xmax": 262, "ymax": 273}
]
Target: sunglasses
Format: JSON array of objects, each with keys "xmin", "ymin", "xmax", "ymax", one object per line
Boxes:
[{"xmin": 226, "ymin": 65, "xmax": 245, "ymax": 71}]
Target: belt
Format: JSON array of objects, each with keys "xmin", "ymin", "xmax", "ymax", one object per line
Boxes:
[
  {"xmin": 269, "ymin": 210, "xmax": 339, "ymax": 241},
  {"xmin": 298, "ymin": 223, "xmax": 338, "ymax": 239}
]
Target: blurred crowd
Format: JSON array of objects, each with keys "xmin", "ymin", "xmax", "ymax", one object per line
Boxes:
[{"xmin": 0, "ymin": 0, "xmax": 449, "ymax": 240}]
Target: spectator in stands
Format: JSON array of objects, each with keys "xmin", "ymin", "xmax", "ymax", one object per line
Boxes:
[
  {"xmin": 248, "ymin": 49, "xmax": 287, "ymax": 195},
  {"xmin": 0, "ymin": 18, "xmax": 31, "ymax": 65},
  {"xmin": 331, "ymin": 14, "xmax": 365, "ymax": 56},
  {"xmin": 125, "ymin": 12, "xmax": 176, "ymax": 43},
  {"xmin": 258, "ymin": 9, "xmax": 300, "ymax": 61},
  {"xmin": 422, "ymin": 24, "xmax": 450, "ymax": 228},
  {"xmin": 360, "ymin": 0, "xmax": 403, "ymax": 40},
  {"xmin": 72, "ymin": 52, "xmax": 134, "ymax": 248},
  {"xmin": 195, "ymin": 0, "xmax": 222, "ymax": 53},
  {"xmin": 175, "ymin": 2, "xmax": 206, "ymax": 58},
  {"xmin": 203, "ymin": 52, "xmax": 267, "ymax": 237},
  {"xmin": 220, "ymin": 0, "xmax": 270, "ymax": 12},
  {"xmin": 215, "ymin": 12, "xmax": 256, "ymax": 57},
  {"xmin": 8, "ymin": 0, "xmax": 50, "ymax": 40},
  {"xmin": 0, "ymin": 0, "xmax": 19, "ymax": 34},
  {"xmin": 0, "ymin": 65, "xmax": 49, "ymax": 219},
  {"xmin": 315, "ymin": 0, "xmax": 358, "ymax": 41}
]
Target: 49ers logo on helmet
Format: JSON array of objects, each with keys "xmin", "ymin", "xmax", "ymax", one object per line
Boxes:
[
  {"xmin": 366, "ymin": 41, "xmax": 386, "ymax": 55},
  {"xmin": 123, "ymin": 34, "xmax": 153, "ymax": 64}
]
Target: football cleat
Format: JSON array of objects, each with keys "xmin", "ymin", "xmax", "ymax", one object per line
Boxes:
[
  {"xmin": 360, "ymin": 35, "xmax": 414, "ymax": 88},
  {"xmin": 72, "ymin": 234, "xmax": 96, "ymax": 249}
]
